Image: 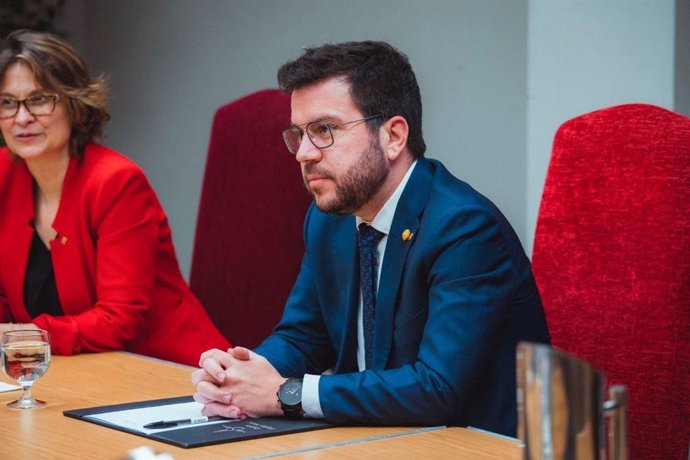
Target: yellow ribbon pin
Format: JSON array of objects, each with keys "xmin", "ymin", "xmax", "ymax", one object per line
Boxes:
[{"xmin": 402, "ymin": 229, "xmax": 413, "ymax": 241}]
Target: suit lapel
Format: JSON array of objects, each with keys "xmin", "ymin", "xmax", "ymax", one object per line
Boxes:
[
  {"xmin": 2, "ymin": 161, "xmax": 35, "ymax": 321},
  {"xmin": 327, "ymin": 216, "xmax": 361, "ymax": 373},
  {"xmin": 372, "ymin": 159, "xmax": 435, "ymax": 369}
]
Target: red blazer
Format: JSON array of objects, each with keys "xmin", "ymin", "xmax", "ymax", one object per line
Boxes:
[{"xmin": 0, "ymin": 143, "xmax": 230, "ymax": 366}]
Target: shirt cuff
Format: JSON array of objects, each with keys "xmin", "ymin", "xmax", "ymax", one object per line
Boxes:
[{"xmin": 301, "ymin": 374, "xmax": 324, "ymax": 419}]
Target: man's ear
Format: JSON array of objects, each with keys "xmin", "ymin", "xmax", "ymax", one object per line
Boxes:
[{"xmin": 380, "ymin": 115, "xmax": 409, "ymax": 161}]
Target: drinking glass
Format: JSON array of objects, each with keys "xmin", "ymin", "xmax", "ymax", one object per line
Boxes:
[{"xmin": 1, "ymin": 329, "xmax": 51, "ymax": 409}]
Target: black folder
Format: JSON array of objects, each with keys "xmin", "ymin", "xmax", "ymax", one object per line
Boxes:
[{"xmin": 63, "ymin": 395, "xmax": 331, "ymax": 448}]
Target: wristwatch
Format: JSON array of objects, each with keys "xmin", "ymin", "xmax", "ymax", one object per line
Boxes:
[{"xmin": 277, "ymin": 378, "xmax": 304, "ymax": 419}]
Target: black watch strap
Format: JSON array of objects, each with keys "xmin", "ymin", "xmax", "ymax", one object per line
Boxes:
[{"xmin": 277, "ymin": 378, "xmax": 304, "ymax": 419}]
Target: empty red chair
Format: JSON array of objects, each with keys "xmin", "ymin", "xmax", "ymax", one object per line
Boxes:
[
  {"xmin": 532, "ymin": 103, "xmax": 690, "ymax": 460},
  {"xmin": 190, "ymin": 89, "xmax": 312, "ymax": 349}
]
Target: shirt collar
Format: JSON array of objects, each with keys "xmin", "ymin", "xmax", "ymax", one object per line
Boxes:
[{"xmin": 356, "ymin": 159, "xmax": 418, "ymax": 235}]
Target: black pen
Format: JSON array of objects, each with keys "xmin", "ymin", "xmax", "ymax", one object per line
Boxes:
[{"xmin": 143, "ymin": 415, "xmax": 224, "ymax": 429}]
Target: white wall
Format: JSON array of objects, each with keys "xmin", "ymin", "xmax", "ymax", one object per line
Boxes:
[
  {"xmin": 676, "ymin": 0, "xmax": 690, "ymax": 116},
  {"xmin": 55, "ymin": 0, "xmax": 684, "ymax": 276},
  {"xmin": 61, "ymin": 0, "xmax": 529, "ymax": 278},
  {"xmin": 526, "ymin": 0, "xmax": 677, "ymax": 254}
]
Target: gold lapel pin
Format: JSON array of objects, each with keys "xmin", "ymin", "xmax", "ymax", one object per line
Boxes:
[
  {"xmin": 60, "ymin": 236, "xmax": 68, "ymax": 245},
  {"xmin": 402, "ymin": 229, "xmax": 413, "ymax": 241}
]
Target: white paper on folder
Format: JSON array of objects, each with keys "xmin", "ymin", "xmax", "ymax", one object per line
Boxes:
[
  {"xmin": 0, "ymin": 381, "xmax": 20, "ymax": 392},
  {"xmin": 85, "ymin": 401, "xmax": 229, "ymax": 434}
]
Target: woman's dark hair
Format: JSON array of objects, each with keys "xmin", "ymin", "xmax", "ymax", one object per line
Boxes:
[
  {"xmin": 277, "ymin": 41, "xmax": 426, "ymax": 158},
  {"xmin": 0, "ymin": 29, "xmax": 109, "ymax": 157}
]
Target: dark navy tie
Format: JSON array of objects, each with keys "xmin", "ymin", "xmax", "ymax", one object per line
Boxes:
[{"xmin": 358, "ymin": 223, "xmax": 385, "ymax": 369}]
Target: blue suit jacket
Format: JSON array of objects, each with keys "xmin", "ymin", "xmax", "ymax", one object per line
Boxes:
[{"xmin": 255, "ymin": 158, "xmax": 550, "ymax": 435}]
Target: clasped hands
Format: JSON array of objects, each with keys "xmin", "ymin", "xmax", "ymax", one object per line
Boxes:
[{"xmin": 192, "ymin": 347, "xmax": 286, "ymax": 419}]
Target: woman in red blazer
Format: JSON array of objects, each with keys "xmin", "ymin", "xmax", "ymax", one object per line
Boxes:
[{"xmin": 0, "ymin": 30, "xmax": 230, "ymax": 366}]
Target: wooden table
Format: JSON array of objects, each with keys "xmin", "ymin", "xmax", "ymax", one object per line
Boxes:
[{"xmin": 0, "ymin": 352, "xmax": 522, "ymax": 459}]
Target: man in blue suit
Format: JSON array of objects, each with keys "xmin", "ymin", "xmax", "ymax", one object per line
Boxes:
[{"xmin": 192, "ymin": 41, "xmax": 550, "ymax": 436}]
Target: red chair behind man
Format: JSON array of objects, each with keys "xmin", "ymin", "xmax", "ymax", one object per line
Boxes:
[
  {"xmin": 532, "ymin": 103, "xmax": 690, "ymax": 460},
  {"xmin": 190, "ymin": 89, "xmax": 312, "ymax": 349}
]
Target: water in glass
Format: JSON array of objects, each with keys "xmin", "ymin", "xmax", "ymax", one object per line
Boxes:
[{"xmin": 1, "ymin": 329, "xmax": 51, "ymax": 409}]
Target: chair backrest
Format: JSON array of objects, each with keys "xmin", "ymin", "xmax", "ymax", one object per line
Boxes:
[
  {"xmin": 532, "ymin": 103, "xmax": 690, "ymax": 460},
  {"xmin": 190, "ymin": 89, "xmax": 312, "ymax": 349}
]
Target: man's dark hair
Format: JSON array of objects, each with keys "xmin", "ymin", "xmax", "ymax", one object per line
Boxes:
[{"xmin": 277, "ymin": 41, "xmax": 426, "ymax": 158}]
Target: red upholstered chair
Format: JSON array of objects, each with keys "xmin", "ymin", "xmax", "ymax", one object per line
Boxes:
[
  {"xmin": 190, "ymin": 89, "xmax": 312, "ymax": 349},
  {"xmin": 532, "ymin": 103, "xmax": 690, "ymax": 460}
]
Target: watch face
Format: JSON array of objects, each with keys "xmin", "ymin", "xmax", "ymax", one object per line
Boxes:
[{"xmin": 279, "ymin": 380, "xmax": 302, "ymax": 405}]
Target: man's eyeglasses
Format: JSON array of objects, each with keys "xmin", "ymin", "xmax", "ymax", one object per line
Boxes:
[
  {"xmin": 0, "ymin": 94, "xmax": 61, "ymax": 119},
  {"xmin": 282, "ymin": 114, "xmax": 383, "ymax": 154}
]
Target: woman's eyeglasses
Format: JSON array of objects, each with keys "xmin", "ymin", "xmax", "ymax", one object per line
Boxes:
[{"xmin": 0, "ymin": 94, "xmax": 60, "ymax": 119}]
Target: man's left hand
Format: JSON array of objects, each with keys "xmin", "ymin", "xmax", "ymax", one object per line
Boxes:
[{"xmin": 192, "ymin": 347, "xmax": 285, "ymax": 418}]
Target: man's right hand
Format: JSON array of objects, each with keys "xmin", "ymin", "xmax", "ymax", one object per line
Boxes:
[
  {"xmin": 191, "ymin": 347, "xmax": 249, "ymax": 418},
  {"xmin": 191, "ymin": 347, "xmax": 284, "ymax": 419}
]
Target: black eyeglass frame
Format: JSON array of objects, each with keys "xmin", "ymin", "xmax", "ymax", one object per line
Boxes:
[
  {"xmin": 282, "ymin": 114, "xmax": 384, "ymax": 154},
  {"xmin": 0, "ymin": 94, "xmax": 61, "ymax": 120}
]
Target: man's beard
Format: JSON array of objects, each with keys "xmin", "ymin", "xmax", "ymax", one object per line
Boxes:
[{"xmin": 303, "ymin": 137, "xmax": 389, "ymax": 215}]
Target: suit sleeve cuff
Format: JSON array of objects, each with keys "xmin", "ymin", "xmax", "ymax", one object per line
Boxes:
[
  {"xmin": 32, "ymin": 314, "xmax": 80, "ymax": 355},
  {"xmin": 302, "ymin": 374, "xmax": 324, "ymax": 419}
]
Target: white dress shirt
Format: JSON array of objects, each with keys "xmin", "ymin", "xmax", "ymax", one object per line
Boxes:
[{"xmin": 301, "ymin": 160, "xmax": 418, "ymax": 418}]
